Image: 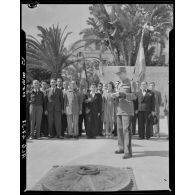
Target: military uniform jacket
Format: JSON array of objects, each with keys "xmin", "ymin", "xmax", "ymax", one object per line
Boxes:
[
  {"xmin": 115, "ymin": 84, "xmax": 137, "ymax": 116},
  {"xmin": 135, "ymin": 89, "xmax": 155, "ymax": 112},
  {"xmin": 27, "ymin": 89, "xmax": 44, "ymax": 107}
]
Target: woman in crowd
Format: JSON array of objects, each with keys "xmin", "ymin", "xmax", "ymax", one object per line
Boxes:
[
  {"xmin": 103, "ymin": 82, "xmax": 116, "ymax": 138},
  {"xmin": 40, "ymin": 81, "xmax": 48, "ymax": 137},
  {"xmin": 84, "ymin": 83, "xmax": 102, "ymax": 138}
]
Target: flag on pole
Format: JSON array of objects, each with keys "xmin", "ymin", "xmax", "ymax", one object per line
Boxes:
[
  {"xmin": 81, "ymin": 70, "xmax": 86, "ymax": 79},
  {"xmin": 133, "ymin": 32, "xmax": 146, "ymax": 83}
]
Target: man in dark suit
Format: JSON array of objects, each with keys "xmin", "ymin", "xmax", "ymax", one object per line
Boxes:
[
  {"xmin": 57, "ymin": 78, "xmax": 65, "ymax": 137},
  {"xmin": 135, "ymin": 81, "xmax": 155, "ymax": 140},
  {"xmin": 78, "ymin": 84, "xmax": 86, "ymax": 137},
  {"xmin": 97, "ymin": 82, "xmax": 104, "ymax": 136},
  {"xmin": 40, "ymin": 81, "xmax": 48, "ymax": 137},
  {"xmin": 57, "ymin": 78, "xmax": 63, "ymax": 90},
  {"xmin": 148, "ymin": 82, "xmax": 162, "ymax": 137},
  {"xmin": 45, "ymin": 79, "xmax": 64, "ymax": 139},
  {"xmin": 62, "ymin": 81, "xmax": 69, "ymax": 137},
  {"xmin": 132, "ymin": 81, "xmax": 140, "ymax": 135}
]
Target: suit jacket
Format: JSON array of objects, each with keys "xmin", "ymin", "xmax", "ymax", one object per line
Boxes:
[
  {"xmin": 63, "ymin": 89, "xmax": 81, "ymax": 115},
  {"xmin": 85, "ymin": 93, "xmax": 102, "ymax": 115},
  {"xmin": 45, "ymin": 88, "xmax": 63, "ymax": 112},
  {"xmin": 135, "ymin": 89, "xmax": 155, "ymax": 112},
  {"xmin": 153, "ymin": 90, "xmax": 162, "ymax": 114}
]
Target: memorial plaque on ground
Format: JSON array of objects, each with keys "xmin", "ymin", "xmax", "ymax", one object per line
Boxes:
[{"xmin": 30, "ymin": 165, "xmax": 138, "ymax": 191}]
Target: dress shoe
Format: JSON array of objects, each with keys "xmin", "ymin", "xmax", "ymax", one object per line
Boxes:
[
  {"xmin": 123, "ymin": 154, "xmax": 132, "ymax": 159},
  {"xmin": 29, "ymin": 136, "xmax": 33, "ymax": 140},
  {"xmin": 115, "ymin": 150, "xmax": 124, "ymax": 154},
  {"xmin": 58, "ymin": 136, "xmax": 64, "ymax": 139}
]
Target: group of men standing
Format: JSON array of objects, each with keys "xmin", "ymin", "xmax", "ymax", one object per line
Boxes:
[
  {"xmin": 26, "ymin": 78, "xmax": 105, "ymax": 140},
  {"xmin": 26, "ymin": 74, "xmax": 168, "ymax": 159}
]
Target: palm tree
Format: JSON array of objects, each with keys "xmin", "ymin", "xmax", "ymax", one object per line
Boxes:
[
  {"xmin": 80, "ymin": 4, "xmax": 145, "ymax": 66},
  {"xmin": 141, "ymin": 4, "xmax": 173, "ymax": 66},
  {"xmin": 81, "ymin": 4, "xmax": 173, "ymax": 67},
  {"xmin": 26, "ymin": 25, "xmax": 84, "ymax": 78}
]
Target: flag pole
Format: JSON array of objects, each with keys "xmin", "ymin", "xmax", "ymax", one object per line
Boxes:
[
  {"xmin": 82, "ymin": 54, "xmax": 89, "ymax": 89},
  {"xmin": 133, "ymin": 22, "xmax": 148, "ymax": 83}
]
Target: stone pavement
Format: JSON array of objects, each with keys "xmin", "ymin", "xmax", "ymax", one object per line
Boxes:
[{"xmin": 26, "ymin": 118, "xmax": 169, "ymax": 191}]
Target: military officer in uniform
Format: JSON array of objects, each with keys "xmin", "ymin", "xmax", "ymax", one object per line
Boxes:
[{"xmin": 112, "ymin": 67, "xmax": 137, "ymax": 159}]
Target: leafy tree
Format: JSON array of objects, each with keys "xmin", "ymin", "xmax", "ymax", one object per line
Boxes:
[
  {"xmin": 27, "ymin": 67, "xmax": 52, "ymax": 81},
  {"xmin": 26, "ymin": 25, "xmax": 83, "ymax": 78},
  {"xmin": 80, "ymin": 4, "xmax": 173, "ymax": 67}
]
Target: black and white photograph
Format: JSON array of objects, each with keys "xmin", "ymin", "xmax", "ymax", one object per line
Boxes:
[{"xmin": 21, "ymin": 2, "xmax": 174, "ymax": 193}]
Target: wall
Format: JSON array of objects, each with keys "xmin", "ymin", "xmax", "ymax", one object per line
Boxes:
[{"xmin": 100, "ymin": 66, "xmax": 169, "ymax": 96}]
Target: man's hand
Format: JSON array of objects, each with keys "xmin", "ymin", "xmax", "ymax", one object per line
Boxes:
[
  {"xmin": 98, "ymin": 113, "xmax": 100, "ymax": 117},
  {"xmin": 135, "ymin": 110, "xmax": 138, "ymax": 114},
  {"xmin": 111, "ymin": 92, "xmax": 120, "ymax": 98},
  {"xmin": 45, "ymin": 110, "xmax": 48, "ymax": 115},
  {"xmin": 79, "ymin": 111, "xmax": 82, "ymax": 115}
]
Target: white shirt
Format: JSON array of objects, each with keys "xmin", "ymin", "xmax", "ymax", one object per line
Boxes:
[
  {"xmin": 51, "ymin": 87, "xmax": 56, "ymax": 93},
  {"xmin": 34, "ymin": 89, "xmax": 39, "ymax": 93},
  {"xmin": 142, "ymin": 90, "xmax": 146, "ymax": 96},
  {"xmin": 90, "ymin": 92, "xmax": 96, "ymax": 98}
]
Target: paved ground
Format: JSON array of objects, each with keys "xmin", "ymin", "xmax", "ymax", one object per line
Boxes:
[{"xmin": 26, "ymin": 118, "xmax": 169, "ymax": 191}]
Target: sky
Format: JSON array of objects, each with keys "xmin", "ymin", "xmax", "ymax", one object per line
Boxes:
[{"xmin": 22, "ymin": 4, "xmax": 91, "ymax": 47}]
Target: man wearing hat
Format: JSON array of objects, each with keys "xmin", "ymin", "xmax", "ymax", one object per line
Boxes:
[{"xmin": 112, "ymin": 67, "xmax": 137, "ymax": 159}]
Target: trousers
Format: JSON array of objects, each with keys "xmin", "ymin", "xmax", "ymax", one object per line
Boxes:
[
  {"xmin": 29, "ymin": 105, "xmax": 43, "ymax": 138},
  {"xmin": 132, "ymin": 113, "xmax": 138, "ymax": 135},
  {"xmin": 48, "ymin": 110, "xmax": 61, "ymax": 137},
  {"xmin": 78, "ymin": 113, "xmax": 86, "ymax": 136},
  {"xmin": 67, "ymin": 114, "xmax": 79, "ymax": 136},
  {"xmin": 138, "ymin": 111, "xmax": 151, "ymax": 139},
  {"xmin": 117, "ymin": 115, "xmax": 132, "ymax": 154},
  {"xmin": 152, "ymin": 113, "xmax": 160, "ymax": 136},
  {"xmin": 41, "ymin": 114, "xmax": 48, "ymax": 136},
  {"xmin": 61, "ymin": 114, "xmax": 67, "ymax": 136}
]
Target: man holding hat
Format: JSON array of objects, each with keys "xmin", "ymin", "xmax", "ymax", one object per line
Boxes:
[{"xmin": 112, "ymin": 67, "xmax": 137, "ymax": 159}]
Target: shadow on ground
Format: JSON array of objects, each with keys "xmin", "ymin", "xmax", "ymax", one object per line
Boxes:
[{"xmin": 133, "ymin": 150, "xmax": 168, "ymax": 158}]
